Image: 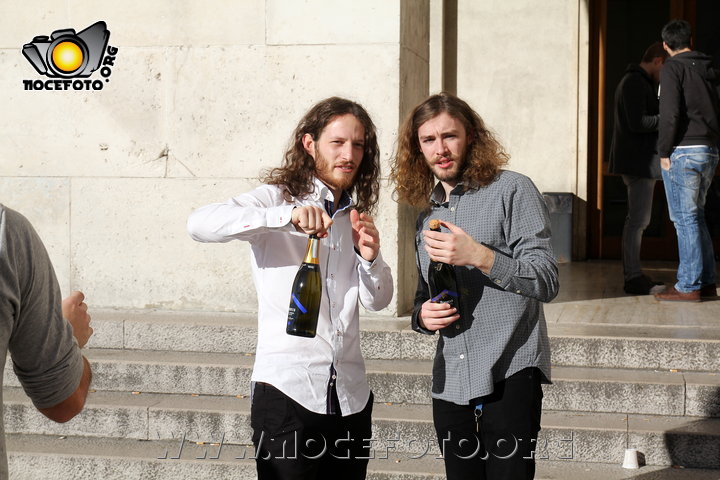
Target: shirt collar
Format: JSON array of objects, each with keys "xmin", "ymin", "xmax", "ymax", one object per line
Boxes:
[
  {"xmin": 430, "ymin": 181, "xmax": 473, "ymax": 206},
  {"xmin": 311, "ymin": 177, "xmax": 353, "ymax": 212}
]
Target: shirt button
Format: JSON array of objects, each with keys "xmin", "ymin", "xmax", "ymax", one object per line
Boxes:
[
  {"xmin": 455, "ymin": 324, "xmax": 460, "ymax": 329},
  {"xmin": 495, "ymin": 279, "xmax": 502, "ymax": 284},
  {"xmin": 459, "ymin": 354, "xmax": 465, "ymax": 359},
  {"xmin": 450, "ymin": 207, "xmax": 455, "ymax": 212},
  {"xmin": 516, "ymin": 290, "xmax": 522, "ymax": 294},
  {"xmin": 332, "ymin": 375, "xmax": 337, "ymax": 379}
]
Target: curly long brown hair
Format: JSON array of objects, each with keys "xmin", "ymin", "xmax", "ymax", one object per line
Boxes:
[
  {"xmin": 390, "ymin": 92, "xmax": 509, "ymax": 208},
  {"xmin": 261, "ymin": 97, "xmax": 380, "ymax": 214}
]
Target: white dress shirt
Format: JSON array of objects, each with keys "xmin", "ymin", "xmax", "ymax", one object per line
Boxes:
[{"xmin": 187, "ymin": 178, "xmax": 393, "ymax": 415}]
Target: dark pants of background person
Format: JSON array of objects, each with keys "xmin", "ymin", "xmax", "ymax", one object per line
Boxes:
[
  {"xmin": 432, "ymin": 367, "xmax": 544, "ymax": 480},
  {"xmin": 251, "ymin": 382, "xmax": 373, "ymax": 480},
  {"xmin": 621, "ymin": 175, "xmax": 657, "ymax": 281}
]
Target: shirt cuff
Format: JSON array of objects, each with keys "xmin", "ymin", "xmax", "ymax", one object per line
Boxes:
[
  {"xmin": 487, "ymin": 251, "xmax": 515, "ymax": 289},
  {"xmin": 266, "ymin": 205, "xmax": 296, "ymax": 229},
  {"xmin": 357, "ymin": 248, "xmax": 383, "ymax": 271},
  {"xmin": 411, "ymin": 307, "xmax": 436, "ymax": 335}
]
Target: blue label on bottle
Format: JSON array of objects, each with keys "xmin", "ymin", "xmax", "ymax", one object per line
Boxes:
[
  {"xmin": 431, "ymin": 289, "xmax": 458, "ymax": 303},
  {"xmin": 292, "ymin": 293, "xmax": 308, "ymax": 314}
]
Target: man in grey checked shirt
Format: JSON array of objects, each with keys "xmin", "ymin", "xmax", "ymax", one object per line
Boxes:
[{"xmin": 390, "ymin": 93, "xmax": 559, "ymax": 480}]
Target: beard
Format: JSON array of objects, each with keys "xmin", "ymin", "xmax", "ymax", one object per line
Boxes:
[
  {"xmin": 432, "ymin": 164, "xmax": 462, "ymax": 183},
  {"xmin": 429, "ymin": 151, "xmax": 466, "ymax": 185},
  {"xmin": 314, "ymin": 148, "xmax": 358, "ymax": 194}
]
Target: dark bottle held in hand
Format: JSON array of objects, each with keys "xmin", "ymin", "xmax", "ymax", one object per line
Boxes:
[
  {"xmin": 287, "ymin": 234, "xmax": 322, "ymax": 337},
  {"xmin": 427, "ymin": 219, "xmax": 459, "ymax": 309}
]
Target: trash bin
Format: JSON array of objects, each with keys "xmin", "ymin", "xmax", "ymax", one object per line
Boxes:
[{"xmin": 542, "ymin": 192, "xmax": 573, "ymax": 263}]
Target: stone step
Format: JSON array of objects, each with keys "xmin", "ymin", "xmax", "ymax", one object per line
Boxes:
[
  {"xmin": 7, "ymin": 433, "xmax": 720, "ymax": 479},
  {"xmin": 548, "ymin": 322, "xmax": 720, "ymax": 372},
  {"xmin": 6, "ymin": 349, "xmax": 719, "ymax": 415},
  {"xmin": 5, "ymin": 389, "xmax": 720, "ymax": 468},
  {"xmin": 87, "ymin": 310, "xmax": 720, "ymax": 371},
  {"xmin": 87, "ymin": 310, "xmax": 423, "ymax": 361}
]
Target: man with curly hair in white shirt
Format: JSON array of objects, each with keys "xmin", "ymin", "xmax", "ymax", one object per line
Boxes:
[{"xmin": 188, "ymin": 97, "xmax": 393, "ymax": 480}]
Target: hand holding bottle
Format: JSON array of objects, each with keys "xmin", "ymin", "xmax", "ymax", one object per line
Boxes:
[
  {"xmin": 423, "ymin": 220, "xmax": 494, "ymax": 274},
  {"xmin": 422, "ymin": 219, "xmax": 461, "ymax": 332},
  {"xmin": 291, "ymin": 206, "xmax": 333, "ymax": 238},
  {"xmin": 419, "ymin": 300, "xmax": 459, "ymax": 331}
]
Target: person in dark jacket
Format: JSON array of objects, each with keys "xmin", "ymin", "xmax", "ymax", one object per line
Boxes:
[
  {"xmin": 609, "ymin": 42, "xmax": 667, "ymax": 295},
  {"xmin": 655, "ymin": 19, "xmax": 720, "ymax": 302}
]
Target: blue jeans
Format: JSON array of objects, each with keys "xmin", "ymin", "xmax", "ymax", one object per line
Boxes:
[{"xmin": 661, "ymin": 145, "xmax": 719, "ymax": 292}]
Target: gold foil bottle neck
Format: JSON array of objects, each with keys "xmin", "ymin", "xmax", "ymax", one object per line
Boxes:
[{"xmin": 303, "ymin": 234, "xmax": 320, "ymax": 264}]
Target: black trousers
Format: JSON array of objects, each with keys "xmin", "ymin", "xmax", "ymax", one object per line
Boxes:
[
  {"xmin": 432, "ymin": 367, "xmax": 544, "ymax": 480},
  {"xmin": 251, "ymin": 383, "xmax": 373, "ymax": 480}
]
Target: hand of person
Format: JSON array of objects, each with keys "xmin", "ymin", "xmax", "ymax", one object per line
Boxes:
[
  {"xmin": 423, "ymin": 220, "xmax": 494, "ymax": 273},
  {"xmin": 350, "ymin": 209, "xmax": 380, "ymax": 262},
  {"xmin": 62, "ymin": 291, "xmax": 93, "ymax": 348},
  {"xmin": 419, "ymin": 299, "xmax": 459, "ymax": 331},
  {"xmin": 661, "ymin": 157, "xmax": 671, "ymax": 170},
  {"xmin": 291, "ymin": 206, "xmax": 333, "ymax": 238}
]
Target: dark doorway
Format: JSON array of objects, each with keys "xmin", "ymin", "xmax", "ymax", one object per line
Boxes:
[
  {"xmin": 589, "ymin": 0, "xmax": 720, "ymax": 260},
  {"xmin": 601, "ymin": 0, "xmax": 673, "ymax": 260}
]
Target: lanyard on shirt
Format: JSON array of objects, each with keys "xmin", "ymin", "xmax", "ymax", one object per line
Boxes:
[{"xmin": 474, "ymin": 401, "xmax": 483, "ymax": 433}]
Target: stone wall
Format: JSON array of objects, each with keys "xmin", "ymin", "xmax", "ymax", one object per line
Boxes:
[
  {"xmin": 1, "ymin": 0, "xmax": 585, "ymax": 314},
  {"xmin": 453, "ymin": 0, "xmax": 589, "ymax": 199},
  {"xmin": 1, "ymin": 0, "xmax": 430, "ymax": 315}
]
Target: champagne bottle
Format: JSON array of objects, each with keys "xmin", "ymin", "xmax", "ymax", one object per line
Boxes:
[
  {"xmin": 427, "ymin": 219, "xmax": 459, "ymax": 308},
  {"xmin": 286, "ymin": 234, "xmax": 322, "ymax": 337}
]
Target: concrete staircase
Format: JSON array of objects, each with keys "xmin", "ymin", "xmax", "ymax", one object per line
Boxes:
[{"xmin": 4, "ymin": 310, "xmax": 720, "ymax": 479}]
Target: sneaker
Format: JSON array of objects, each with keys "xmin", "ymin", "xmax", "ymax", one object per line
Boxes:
[
  {"xmin": 654, "ymin": 286, "xmax": 701, "ymax": 302},
  {"xmin": 700, "ymin": 284, "xmax": 718, "ymax": 298},
  {"xmin": 624, "ymin": 275, "xmax": 663, "ymax": 295}
]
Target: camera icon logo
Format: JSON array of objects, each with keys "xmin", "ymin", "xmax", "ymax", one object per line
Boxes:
[{"xmin": 22, "ymin": 21, "xmax": 110, "ymax": 78}]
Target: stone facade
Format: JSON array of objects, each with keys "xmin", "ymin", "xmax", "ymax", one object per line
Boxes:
[{"xmin": 1, "ymin": 0, "xmax": 586, "ymax": 314}]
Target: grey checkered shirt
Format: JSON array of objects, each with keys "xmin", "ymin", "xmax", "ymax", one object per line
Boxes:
[{"xmin": 412, "ymin": 170, "xmax": 559, "ymax": 405}]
